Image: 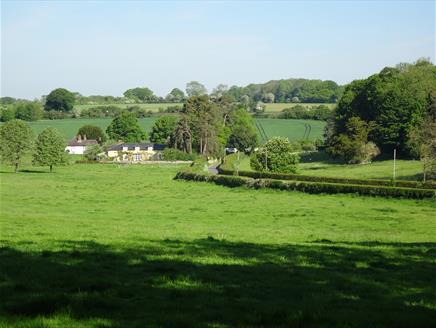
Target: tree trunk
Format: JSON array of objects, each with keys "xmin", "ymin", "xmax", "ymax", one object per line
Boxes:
[
  {"xmin": 15, "ymin": 163, "xmax": 18, "ymax": 173},
  {"xmin": 50, "ymin": 165, "xmax": 53, "ymax": 173}
]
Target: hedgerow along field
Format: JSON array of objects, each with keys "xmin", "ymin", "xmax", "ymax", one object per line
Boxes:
[
  {"xmin": 1, "ymin": 163, "xmax": 435, "ymax": 327},
  {"xmin": 74, "ymin": 103, "xmax": 183, "ymax": 113},
  {"xmin": 263, "ymin": 102, "xmax": 336, "ymax": 112},
  {"xmin": 21, "ymin": 118, "xmax": 325, "ymax": 142},
  {"xmin": 73, "ymin": 102, "xmax": 334, "ymax": 114}
]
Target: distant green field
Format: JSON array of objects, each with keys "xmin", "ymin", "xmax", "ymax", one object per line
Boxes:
[
  {"xmin": 22, "ymin": 118, "xmax": 324, "ymax": 142},
  {"xmin": 255, "ymin": 118, "xmax": 325, "ymax": 142},
  {"xmin": 74, "ymin": 103, "xmax": 182, "ymax": 113},
  {"xmin": 264, "ymin": 102, "xmax": 336, "ymax": 112},
  {"xmin": 25, "ymin": 118, "xmax": 157, "ymax": 140}
]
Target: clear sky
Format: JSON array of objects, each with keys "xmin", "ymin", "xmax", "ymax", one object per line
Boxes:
[{"xmin": 1, "ymin": 0, "xmax": 435, "ymax": 99}]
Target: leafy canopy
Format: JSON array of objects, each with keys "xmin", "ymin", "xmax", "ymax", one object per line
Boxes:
[
  {"xmin": 106, "ymin": 112, "xmax": 147, "ymax": 142},
  {"xmin": 77, "ymin": 125, "xmax": 107, "ymax": 144},
  {"xmin": 44, "ymin": 88, "xmax": 75, "ymax": 112},
  {"xmin": 250, "ymin": 137, "xmax": 299, "ymax": 173},
  {"xmin": 0, "ymin": 119, "xmax": 34, "ymax": 172},
  {"xmin": 149, "ymin": 116, "xmax": 177, "ymax": 144},
  {"xmin": 32, "ymin": 127, "xmax": 68, "ymax": 172}
]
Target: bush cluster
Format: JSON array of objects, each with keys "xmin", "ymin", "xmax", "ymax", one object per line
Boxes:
[
  {"xmin": 175, "ymin": 171, "xmax": 435, "ymax": 199},
  {"xmin": 162, "ymin": 148, "xmax": 197, "ymax": 161}
]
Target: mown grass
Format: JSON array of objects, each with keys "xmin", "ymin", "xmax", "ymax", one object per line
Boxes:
[
  {"xmin": 0, "ymin": 163, "xmax": 435, "ymax": 327},
  {"xmin": 263, "ymin": 103, "xmax": 336, "ymax": 113},
  {"xmin": 226, "ymin": 152, "xmax": 424, "ymax": 181}
]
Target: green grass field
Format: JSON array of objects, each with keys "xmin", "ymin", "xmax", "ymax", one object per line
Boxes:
[
  {"xmin": 1, "ymin": 163, "xmax": 435, "ymax": 327},
  {"xmin": 255, "ymin": 118, "xmax": 325, "ymax": 142},
  {"xmin": 264, "ymin": 102, "xmax": 336, "ymax": 113},
  {"xmin": 20, "ymin": 118, "xmax": 324, "ymax": 142},
  {"xmin": 74, "ymin": 103, "xmax": 182, "ymax": 112},
  {"xmin": 24, "ymin": 118, "xmax": 157, "ymax": 140},
  {"xmin": 225, "ymin": 152, "xmax": 425, "ymax": 181}
]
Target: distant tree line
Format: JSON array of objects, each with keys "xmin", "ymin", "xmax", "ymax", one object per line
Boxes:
[
  {"xmin": 277, "ymin": 105, "xmax": 333, "ymax": 121},
  {"xmin": 222, "ymin": 79, "xmax": 344, "ymax": 104}
]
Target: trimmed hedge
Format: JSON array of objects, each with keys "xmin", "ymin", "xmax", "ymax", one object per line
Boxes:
[
  {"xmin": 175, "ymin": 171, "xmax": 435, "ymax": 199},
  {"xmin": 217, "ymin": 167, "xmax": 436, "ymax": 190}
]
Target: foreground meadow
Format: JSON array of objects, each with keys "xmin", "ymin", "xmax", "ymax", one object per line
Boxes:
[{"xmin": 0, "ymin": 164, "xmax": 435, "ymax": 327}]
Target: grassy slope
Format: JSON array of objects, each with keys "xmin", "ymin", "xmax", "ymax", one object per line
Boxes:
[{"xmin": 1, "ymin": 164, "xmax": 435, "ymax": 327}]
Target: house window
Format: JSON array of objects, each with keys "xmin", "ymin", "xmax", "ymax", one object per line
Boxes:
[
  {"xmin": 135, "ymin": 146, "xmax": 140, "ymax": 151},
  {"xmin": 122, "ymin": 147, "xmax": 128, "ymax": 151},
  {"xmin": 133, "ymin": 153, "xmax": 142, "ymax": 161}
]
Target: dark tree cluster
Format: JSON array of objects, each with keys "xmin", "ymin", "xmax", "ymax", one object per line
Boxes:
[{"xmin": 327, "ymin": 59, "xmax": 436, "ymax": 158}]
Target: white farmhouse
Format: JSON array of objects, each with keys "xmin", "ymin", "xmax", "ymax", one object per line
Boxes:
[{"xmin": 65, "ymin": 135, "xmax": 98, "ymax": 155}]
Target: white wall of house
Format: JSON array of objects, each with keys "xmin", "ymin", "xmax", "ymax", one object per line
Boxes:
[{"xmin": 65, "ymin": 146, "xmax": 86, "ymax": 155}]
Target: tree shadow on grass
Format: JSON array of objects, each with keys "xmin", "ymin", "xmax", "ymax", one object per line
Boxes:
[
  {"xmin": 0, "ymin": 239, "xmax": 435, "ymax": 327},
  {"xmin": 0, "ymin": 169, "xmax": 49, "ymax": 174}
]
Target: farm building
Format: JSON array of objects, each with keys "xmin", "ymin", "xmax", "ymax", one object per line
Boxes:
[
  {"xmin": 107, "ymin": 143, "xmax": 166, "ymax": 162},
  {"xmin": 65, "ymin": 135, "xmax": 98, "ymax": 154}
]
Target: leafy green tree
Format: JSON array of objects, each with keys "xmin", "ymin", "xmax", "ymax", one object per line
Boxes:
[
  {"xmin": 32, "ymin": 127, "xmax": 67, "ymax": 172},
  {"xmin": 211, "ymin": 84, "xmax": 228, "ymax": 98},
  {"xmin": 0, "ymin": 120, "xmax": 34, "ymax": 172},
  {"xmin": 149, "ymin": 116, "xmax": 177, "ymax": 144},
  {"xmin": 165, "ymin": 88, "xmax": 185, "ymax": 102},
  {"xmin": 250, "ymin": 137, "xmax": 299, "ymax": 173},
  {"xmin": 83, "ymin": 144, "xmax": 103, "ymax": 162},
  {"xmin": 328, "ymin": 117, "xmax": 380, "ymax": 164},
  {"xmin": 186, "ymin": 81, "xmax": 207, "ymax": 97},
  {"xmin": 332, "ymin": 59, "xmax": 436, "ymax": 155},
  {"xmin": 0, "ymin": 106, "xmax": 16, "ymax": 122},
  {"xmin": 0, "ymin": 97, "xmax": 17, "ymax": 105},
  {"xmin": 227, "ymin": 108, "xmax": 258, "ymax": 150},
  {"xmin": 407, "ymin": 91, "xmax": 436, "ymax": 181},
  {"xmin": 123, "ymin": 87, "xmax": 157, "ymax": 103},
  {"xmin": 15, "ymin": 102, "xmax": 43, "ymax": 121},
  {"xmin": 106, "ymin": 112, "xmax": 147, "ymax": 142},
  {"xmin": 77, "ymin": 125, "xmax": 107, "ymax": 144},
  {"xmin": 44, "ymin": 88, "xmax": 75, "ymax": 112}
]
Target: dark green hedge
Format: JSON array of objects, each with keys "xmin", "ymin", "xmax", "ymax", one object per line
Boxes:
[
  {"xmin": 217, "ymin": 168, "xmax": 436, "ymax": 190},
  {"xmin": 175, "ymin": 171, "xmax": 435, "ymax": 199}
]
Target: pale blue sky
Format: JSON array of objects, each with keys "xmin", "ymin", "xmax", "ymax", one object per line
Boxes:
[{"xmin": 1, "ymin": 0, "xmax": 435, "ymax": 99}]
